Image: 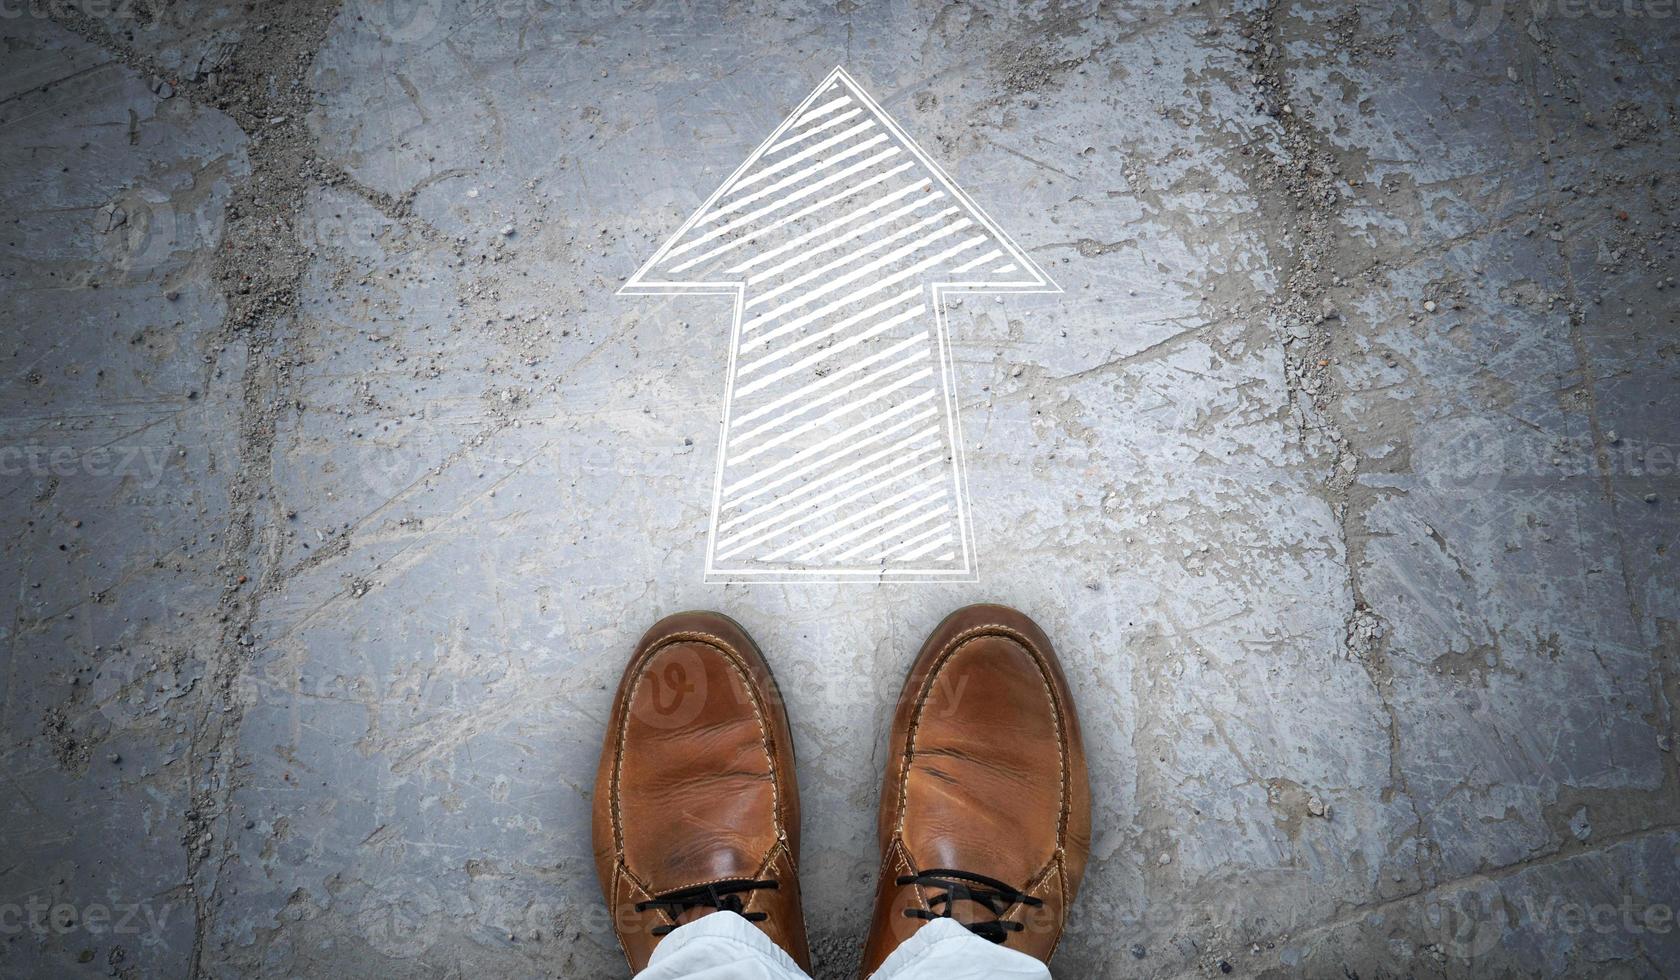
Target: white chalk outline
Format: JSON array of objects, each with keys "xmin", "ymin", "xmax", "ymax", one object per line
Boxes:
[{"xmin": 621, "ymin": 66, "xmax": 1061, "ymax": 584}]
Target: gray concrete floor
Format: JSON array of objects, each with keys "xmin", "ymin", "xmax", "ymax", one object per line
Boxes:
[{"xmin": 2, "ymin": 1, "xmax": 1677, "ymax": 977}]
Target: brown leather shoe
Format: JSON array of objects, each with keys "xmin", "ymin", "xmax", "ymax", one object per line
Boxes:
[
  {"xmin": 592, "ymin": 611, "xmax": 811, "ymax": 972},
  {"xmin": 859, "ymin": 604, "xmax": 1091, "ymax": 975}
]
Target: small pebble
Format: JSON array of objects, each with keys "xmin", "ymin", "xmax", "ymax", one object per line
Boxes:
[
  {"xmin": 1423, "ymin": 300, "xmax": 1437, "ymax": 313},
  {"xmin": 1646, "ymin": 493, "xmax": 1660, "ymax": 503}
]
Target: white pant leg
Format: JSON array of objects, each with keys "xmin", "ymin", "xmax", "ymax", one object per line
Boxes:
[
  {"xmin": 631, "ymin": 912, "xmax": 1053, "ymax": 980},
  {"xmin": 867, "ymin": 919, "xmax": 1054, "ymax": 980},
  {"xmin": 632, "ymin": 911, "xmax": 814, "ymax": 980}
]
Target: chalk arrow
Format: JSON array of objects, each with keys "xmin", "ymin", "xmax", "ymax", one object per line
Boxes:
[{"xmin": 622, "ymin": 67, "xmax": 1059, "ymax": 583}]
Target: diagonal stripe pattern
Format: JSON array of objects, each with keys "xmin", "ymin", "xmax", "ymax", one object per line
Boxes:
[{"xmin": 622, "ymin": 68, "xmax": 1058, "ymax": 581}]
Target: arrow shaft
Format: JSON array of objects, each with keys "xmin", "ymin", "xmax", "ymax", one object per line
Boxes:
[
  {"xmin": 732, "ymin": 332, "xmax": 929, "ymax": 429},
  {"xmin": 737, "ymin": 296, "xmax": 923, "ymax": 390},
  {"xmin": 708, "ymin": 283, "xmax": 975, "ymax": 574}
]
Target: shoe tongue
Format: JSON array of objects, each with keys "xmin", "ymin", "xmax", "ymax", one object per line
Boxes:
[
  {"xmin": 921, "ymin": 872, "xmax": 1019, "ymax": 924},
  {"xmin": 674, "ymin": 905, "xmax": 724, "ymax": 928},
  {"xmin": 945, "ymin": 897, "xmax": 1002, "ymax": 927}
]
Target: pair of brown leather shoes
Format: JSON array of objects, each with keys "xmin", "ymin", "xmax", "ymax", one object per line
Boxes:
[{"xmin": 592, "ymin": 604, "xmax": 1091, "ymax": 976}]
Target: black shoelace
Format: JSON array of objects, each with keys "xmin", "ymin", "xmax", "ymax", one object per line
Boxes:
[
  {"xmin": 635, "ymin": 879, "xmax": 780, "ymax": 936},
  {"xmin": 897, "ymin": 868, "xmax": 1043, "ymax": 943}
]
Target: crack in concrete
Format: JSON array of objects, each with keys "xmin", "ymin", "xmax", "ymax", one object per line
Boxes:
[
  {"xmin": 42, "ymin": 2, "xmax": 351, "ymax": 974},
  {"xmin": 1236, "ymin": 0, "xmax": 1435, "ymax": 894}
]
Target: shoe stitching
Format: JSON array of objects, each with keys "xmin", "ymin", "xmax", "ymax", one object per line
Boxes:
[
  {"xmin": 610, "ymin": 628, "xmax": 781, "ymax": 882},
  {"xmin": 615, "ymin": 865, "xmax": 670, "ymax": 946},
  {"xmin": 763, "ymin": 843, "xmax": 813, "ymax": 968},
  {"xmin": 607, "ymin": 626, "xmax": 801, "ymax": 961},
  {"xmin": 1046, "ymin": 855, "xmax": 1069, "ymax": 961},
  {"xmin": 885, "ymin": 621, "xmax": 1073, "ymax": 961},
  {"xmin": 893, "ymin": 624, "xmax": 1070, "ymax": 847},
  {"xmin": 773, "ymin": 841, "xmax": 814, "ymax": 967},
  {"xmin": 609, "ymin": 866, "xmax": 633, "ymax": 961},
  {"xmin": 890, "ymin": 838, "xmax": 928, "ymax": 914},
  {"xmin": 1010, "ymin": 860, "xmax": 1054, "ymax": 923},
  {"xmin": 863, "ymin": 839, "xmax": 926, "ymax": 976}
]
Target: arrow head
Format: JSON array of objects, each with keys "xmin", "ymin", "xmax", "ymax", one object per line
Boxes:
[{"xmin": 622, "ymin": 67, "xmax": 1058, "ymax": 294}]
